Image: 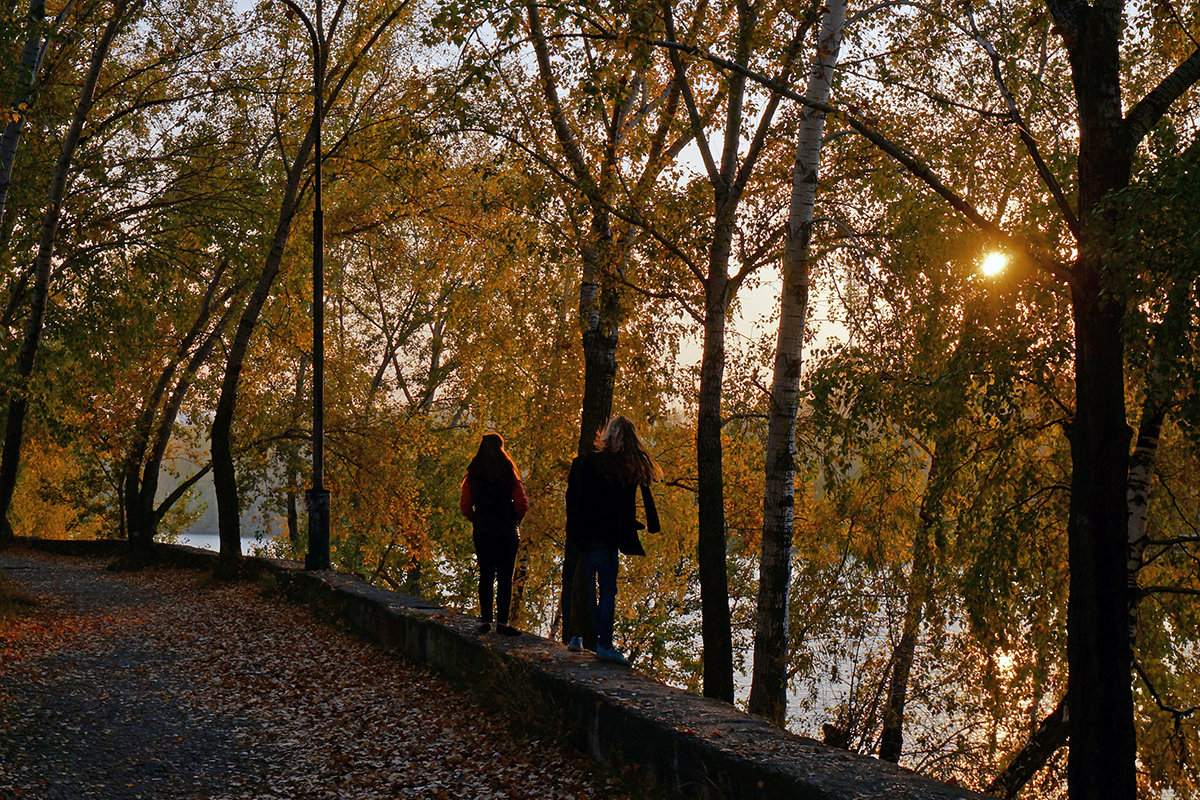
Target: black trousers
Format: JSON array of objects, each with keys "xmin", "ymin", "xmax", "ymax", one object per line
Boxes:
[{"xmin": 474, "ymin": 526, "xmax": 519, "ymax": 625}]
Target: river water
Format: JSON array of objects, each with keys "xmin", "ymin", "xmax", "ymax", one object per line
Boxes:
[{"xmin": 169, "ymin": 532, "xmax": 283, "ymax": 555}]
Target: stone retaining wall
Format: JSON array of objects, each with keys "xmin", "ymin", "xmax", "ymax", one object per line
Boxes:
[{"xmin": 16, "ymin": 538, "xmax": 991, "ymax": 800}]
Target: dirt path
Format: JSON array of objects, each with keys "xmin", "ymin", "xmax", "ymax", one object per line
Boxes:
[{"xmin": 0, "ymin": 547, "xmax": 628, "ymax": 800}]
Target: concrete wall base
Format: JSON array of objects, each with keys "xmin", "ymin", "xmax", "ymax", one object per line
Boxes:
[{"xmin": 13, "ymin": 538, "xmax": 990, "ymax": 800}]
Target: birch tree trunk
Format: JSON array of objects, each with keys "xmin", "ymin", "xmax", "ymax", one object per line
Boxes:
[
  {"xmin": 1124, "ymin": 279, "xmax": 1186, "ymax": 643},
  {"xmin": 0, "ymin": 0, "xmax": 45, "ymax": 224},
  {"xmin": 577, "ymin": 224, "xmax": 621, "ymax": 454},
  {"xmin": 525, "ymin": 2, "xmax": 693, "ymax": 646},
  {"xmin": 1125, "ymin": 401, "xmax": 1164, "ymax": 624},
  {"xmin": 0, "ymin": 3, "xmax": 133, "ymax": 545},
  {"xmin": 665, "ymin": 0, "xmax": 804, "ymax": 703},
  {"xmin": 508, "ymin": 532, "xmax": 535, "ymax": 626},
  {"xmin": 747, "ymin": 0, "xmax": 846, "ymax": 724},
  {"xmin": 525, "ymin": 3, "xmax": 626, "ymax": 457}
]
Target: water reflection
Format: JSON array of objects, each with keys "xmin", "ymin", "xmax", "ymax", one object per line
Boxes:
[{"xmin": 169, "ymin": 533, "xmax": 281, "ymax": 555}]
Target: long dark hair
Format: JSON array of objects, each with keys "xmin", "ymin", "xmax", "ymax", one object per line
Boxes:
[
  {"xmin": 464, "ymin": 433, "xmax": 520, "ymax": 490},
  {"xmin": 594, "ymin": 415, "xmax": 661, "ymax": 485}
]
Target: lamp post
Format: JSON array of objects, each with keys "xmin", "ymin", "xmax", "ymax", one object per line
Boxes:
[{"xmin": 278, "ymin": 0, "xmax": 330, "ymax": 571}]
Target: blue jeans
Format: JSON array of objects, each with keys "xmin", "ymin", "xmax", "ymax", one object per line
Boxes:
[{"xmin": 582, "ymin": 547, "xmax": 619, "ymax": 650}]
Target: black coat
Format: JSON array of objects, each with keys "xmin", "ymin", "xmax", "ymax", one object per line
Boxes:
[{"xmin": 565, "ymin": 452, "xmax": 659, "ymax": 554}]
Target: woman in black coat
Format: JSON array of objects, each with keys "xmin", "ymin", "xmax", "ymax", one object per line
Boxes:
[
  {"xmin": 460, "ymin": 433, "xmax": 528, "ymax": 635},
  {"xmin": 563, "ymin": 416, "xmax": 660, "ymax": 664}
]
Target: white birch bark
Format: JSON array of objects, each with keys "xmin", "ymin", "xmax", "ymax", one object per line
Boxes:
[
  {"xmin": 1125, "ymin": 346, "xmax": 1177, "ymax": 650},
  {"xmin": 747, "ymin": 0, "xmax": 847, "ymax": 725},
  {"xmin": 1125, "ymin": 279, "xmax": 1189, "ymax": 646}
]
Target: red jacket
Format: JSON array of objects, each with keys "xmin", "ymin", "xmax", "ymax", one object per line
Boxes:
[{"xmin": 460, "ymin": 477, "xmax": 528, "ymax": 521}]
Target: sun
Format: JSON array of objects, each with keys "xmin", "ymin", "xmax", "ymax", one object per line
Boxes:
[{"xmin": 979, "ymin": 252, "xmax": 1008, "ymax": 277}]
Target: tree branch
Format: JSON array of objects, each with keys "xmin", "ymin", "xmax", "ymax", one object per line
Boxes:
[
  {"xmin": 662, "ymin": 2, "xmax": 721, "ymax": 185},
  {"xmin": 620, "ymin": 278, "xmax": 703, "ymax": 324},
  {"xmin": 631, "ymin": 33, "xmax": 1068, "ymax": 282},
  {"xmin": 525, "ymin": 1, "xmax": 602, "ymax": 198},
  {"xmin": 1125, "ymin": 46, "xmax": 1200, "ymax": 147},
  {"xmin": 964, "ymin": 0, "xmax": 1079, "ymax": 237},
  {"xmin": 1134, "ymin": 660, "xmax": 1200, "ymax": 719},
  {"xmin": 1138, "ymin": 585, "xmax": 1200, "ymax": 597},
  {"xmin": 985, "ymin": 695, "xmax": 1068, "ymax": 799},
  {"xmin": 154, "ymin": 463, "xmax": 212, "ymax": 523}
]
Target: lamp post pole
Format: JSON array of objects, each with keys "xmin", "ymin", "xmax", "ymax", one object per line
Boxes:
[{"xmin": 279, "ymin": 0, "xmax": 330, "ymax": 571}]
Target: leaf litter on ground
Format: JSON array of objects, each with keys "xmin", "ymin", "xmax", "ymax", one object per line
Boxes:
[{"xmin": 0, "ymin": 549, "xmax": 631, "ymax": 800}]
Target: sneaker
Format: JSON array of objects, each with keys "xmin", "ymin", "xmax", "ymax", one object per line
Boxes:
[
  {"xmin": 496, "ymin": 624, "xmax": 521, "ymax": 637},
  {"xmin": 567, "ymin": 636, "xmax": 583, "ymax": 652},
  {"xmin": 476, "ymin": 622, "xmax": 491, "ymax": 634},
  {"xmin": 595, "ymin": 646, "xmax": 630, "ymax": 666}
]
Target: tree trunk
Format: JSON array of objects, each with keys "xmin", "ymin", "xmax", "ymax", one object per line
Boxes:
[
  {"xmin": 577, "ymin": 228, "xmax": 621, "ymax": 454},
  {"xmin": 1125, "ymin": 401, "xmax": 1163, "ymax": 621},
  {"xmin": 211, "ymin": 124, "xmax": 316, "ymax": 579},
  {"xmin": 0, "ymin": 0, "xmax": 45, "ymax": 223},
  {"xmin": 986, "ymin": 695, "xmax": 1069, "ymax": 799},
  {"xmin": 524, "ymin": 2, "xmax": 625, "ymax": 457},
  {"xmin": 697, "ymin": 249, "xmax": 734, "ymax": 703},
  {"xmin": 508, "ymin": 530, "xmax": 534, "ymax": 626},
  {"xmin": 123, "ymin": 270, "xmax": 231, "ymax": 561},
  {"xmin": 1058, "ymin": 4, "xmax": 1138, "ymax": 795},
  {"xmin": 878, "ymin": 450, "xmax": 941, "ymax": 762},
  {"xmin": 133, "ymin": 314, "xmax": 226, "ymax": 550},
  {"xmin": 0, "ymin": 3, "xmax": 131, "ymax": 545},
  {"xmin": 748, "ymin": 0, "xmax": 845, "ymax": 725},
  {"xmin": 1066, "ymin": 272, "xmax": 1136, "ymax": 800},
  {"xmin": 666, "ymin": 0, "xmax": 802, "ymax": 702},
  {"xmin": 1124, "ymin": 278, "xmax": 1186, "ymax": 645}
]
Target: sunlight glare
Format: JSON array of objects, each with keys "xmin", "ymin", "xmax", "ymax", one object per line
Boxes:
[{"xmin": 979, "ymin": 252, "xmax": 1008, "ymax": 277}]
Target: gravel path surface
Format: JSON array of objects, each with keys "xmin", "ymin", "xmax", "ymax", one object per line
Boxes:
[{"xmin": 0, "ymin": 548, "xmax": 630, "ymax": 800}]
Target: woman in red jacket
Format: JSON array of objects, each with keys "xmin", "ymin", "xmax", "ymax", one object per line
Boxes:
[{"xmin": 460, "ymin": 433, "xmax": 528, "ymax": 635}]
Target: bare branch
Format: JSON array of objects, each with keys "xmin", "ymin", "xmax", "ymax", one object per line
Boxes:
[
  {"xmin": 721, "ymin": 412, "xmax": 768, "ymax": 427},
  {"xmin": 631, "ymin": 33, "xmax": 1069, "ymax": 282},
  {"xmin": 1134, "ymin": 660, "xmax": 1200, "ymax": 719},
  {"xmin": 620, "ymin": 278, "xmax": 703, "ymax": 324},
  {"xmin": 1139, "ymin": 585, "xmax": 1200, "ymax": 597},
  {"xmin": 1126, "ymin": 46, "xmax": 1200, "ymax": 147},
  {"xmin": 662, "ymin": 3, "xmax": 721, "ymax": 185},
  {"xmin": 964, "ymin": 0, "xmax": 1079, "ymax": 236},
  {"xmin": 154, "ymin": 463, "xmax": 213, "ymax": 523},
  {"xmin": 525, "ymin": 1, "xmax": 603, "ymax": 198}
]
